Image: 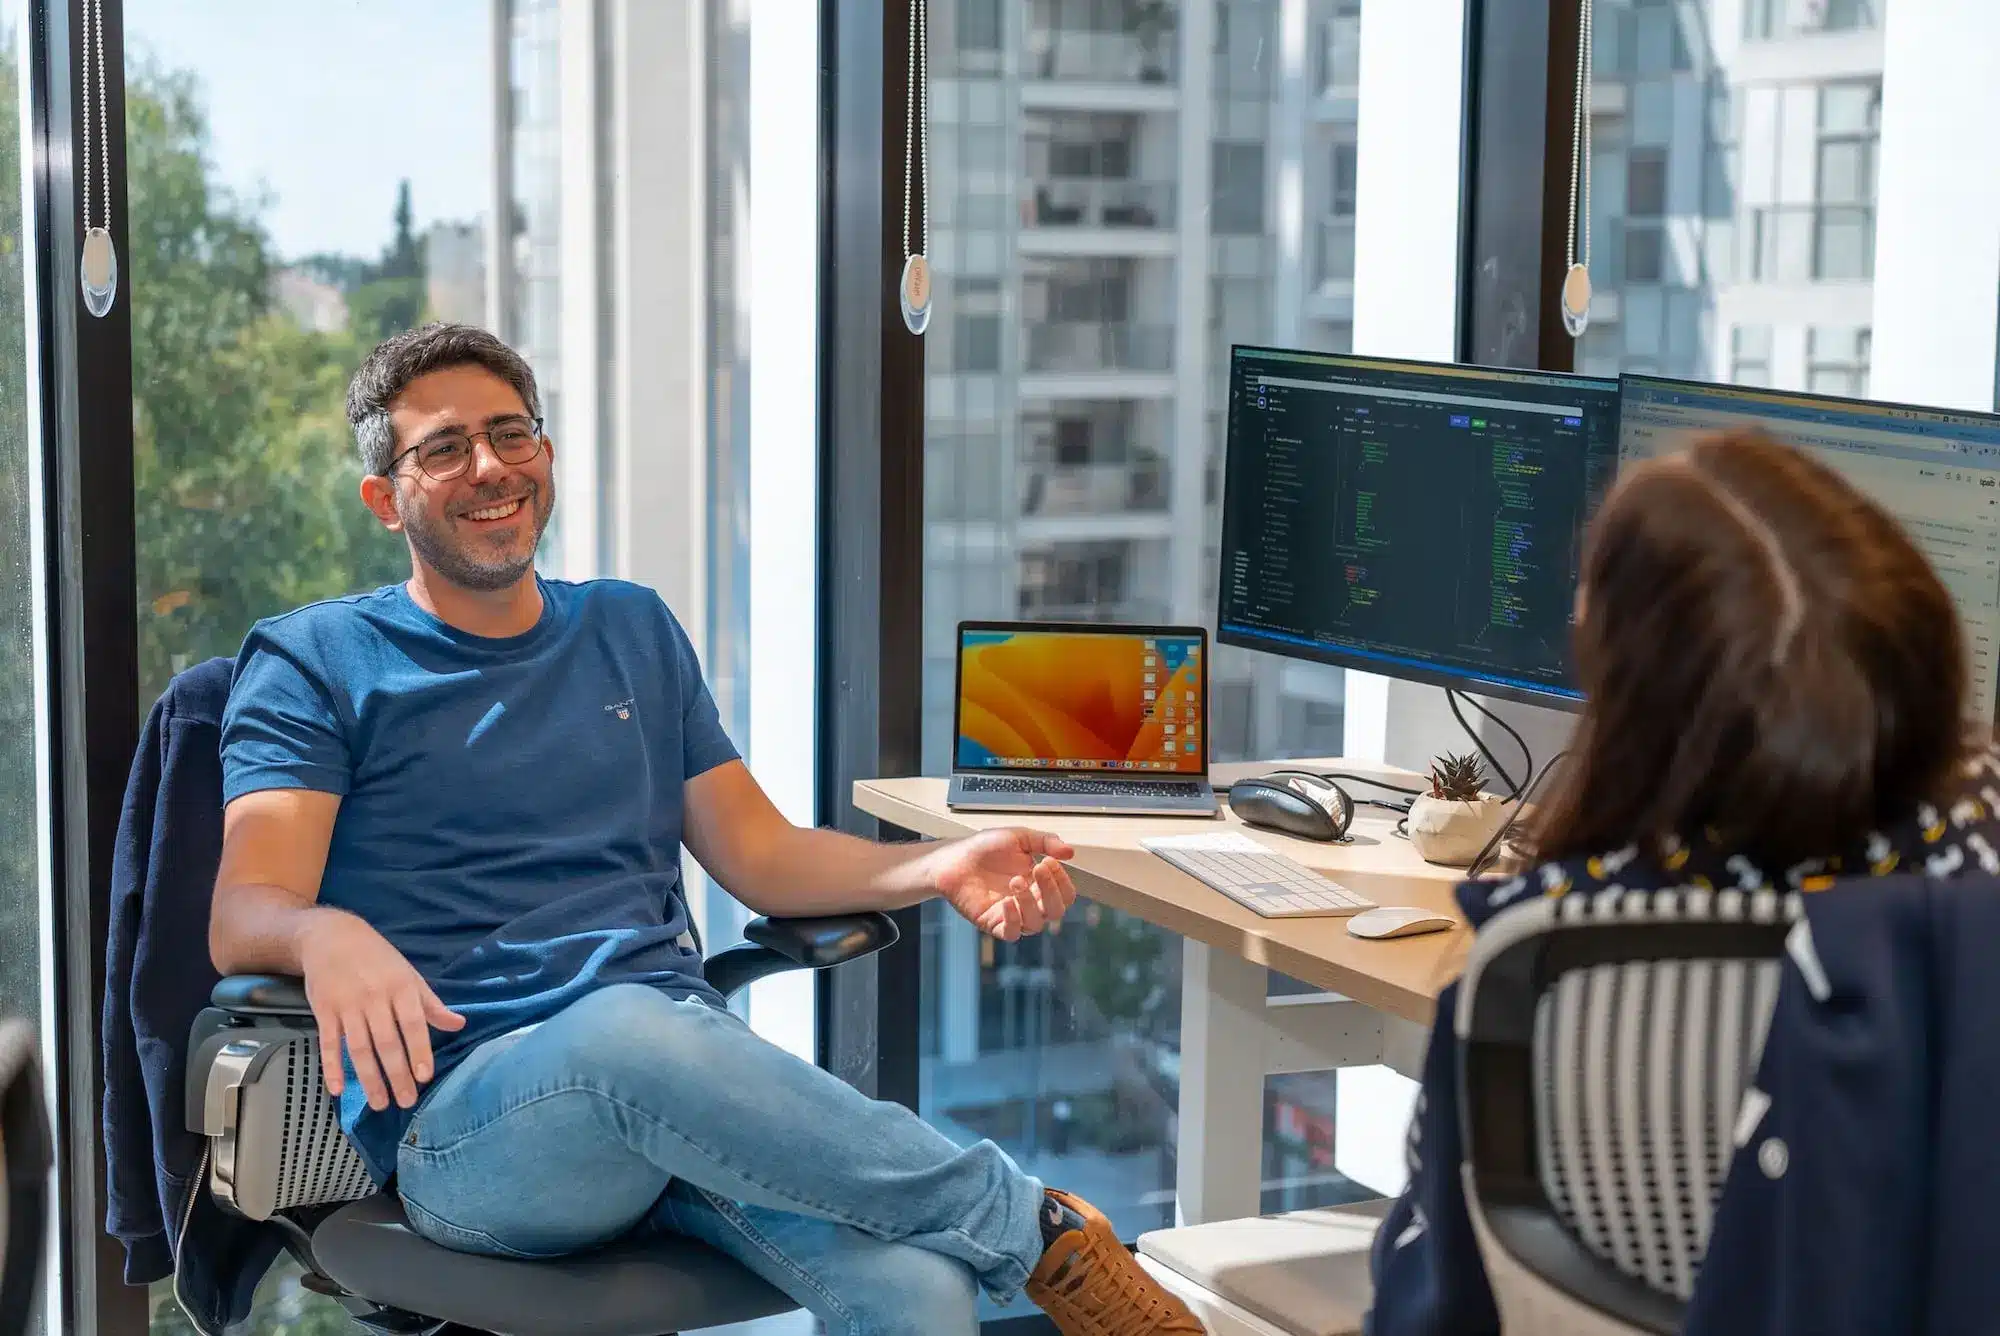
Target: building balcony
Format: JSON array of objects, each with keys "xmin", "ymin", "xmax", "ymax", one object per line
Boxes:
[
  {"xmin": 1024, "ymin": 321, "xmax": 1174, "ymax": 375},
  {"xmin": 1023, "ymin": 25, "xmax": 1178, "ymax": 86},
  {"xmin": 1020, "ymin": 180, "xmax": 1177, "ymax": 258},
  {"xmin": 1744, "ymin": 0, "xmax": 1881, "ymax": 40},
  {"xmin": 1025, "ymin": 178, "xmax": 1175, "ymax": 230},
  {"xmin": 1020, "ymin": 460, "xmax": 1169, "ymax": 517},
  {"xmin": 1741, "ymin": 204, "xmax": 1875, "ymax": 284}
]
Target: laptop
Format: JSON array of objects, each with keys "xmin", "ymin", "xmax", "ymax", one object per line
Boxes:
[{"xmin": 946, "ymin": 621, "xmax": 1220, "ymax": 817}]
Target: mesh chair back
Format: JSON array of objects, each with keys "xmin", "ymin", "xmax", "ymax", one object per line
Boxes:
[
  {"xmin": 203, "ymin": 1024, "xmax": 375, "ymax": 1221},
  {"xmin": 1457, "ymin": 886, "xmax": 1799, "ymax": 1335}
]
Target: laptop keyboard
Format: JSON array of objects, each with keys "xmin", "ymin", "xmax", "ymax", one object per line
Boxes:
[{"xmin": 961, "ymin": 775, "xmax": 1207, "ymax": 800}]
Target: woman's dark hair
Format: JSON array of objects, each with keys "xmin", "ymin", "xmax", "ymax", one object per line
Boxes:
[{"xmin": 1527, "ymin": 428, "xmax": 1970, "ymax": 869}]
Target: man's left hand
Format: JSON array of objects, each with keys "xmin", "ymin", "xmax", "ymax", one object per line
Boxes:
[{"xmin": 929, "ymin": 828, "xmax": 1079, "ymax": 942}]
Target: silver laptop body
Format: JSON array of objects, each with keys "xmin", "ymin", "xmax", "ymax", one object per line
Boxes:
[{"xmin": 945, "ymin": 621, "xmax": 1219, "ymax": 818}]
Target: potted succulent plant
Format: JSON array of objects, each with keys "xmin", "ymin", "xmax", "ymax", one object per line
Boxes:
[{"xmin": 1407, "ymin": 752, "xmax": 1510, "ymax": 867}]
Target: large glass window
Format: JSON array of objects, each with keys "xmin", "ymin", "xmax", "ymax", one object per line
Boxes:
[
  {"xmin": 0, "ymin": 0, "xmax": 41, "ymax": 1037},
  {"xmin": 1581, "ymin": 0, "xmax": 1882, "ymax": 387},
  {"xmin": 127, "ymin": 1, "xmax": 503, "ymax": 704},
  {"xmin": 125, "ymin": 3, "xmax": 504, "ymax": 1328},
  {"xmin": 921, "ymin": 0, "xmax": 1371, "ymax": 1277}
]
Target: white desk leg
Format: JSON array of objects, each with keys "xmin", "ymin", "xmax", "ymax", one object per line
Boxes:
[
  {"xmin": 1176, "ymin": 938, "xmax": 1268, "ymax": 1226},
  {"xmin": 1332, "ymin": 1016, "xmax": 1427, "ymax": 1197}
]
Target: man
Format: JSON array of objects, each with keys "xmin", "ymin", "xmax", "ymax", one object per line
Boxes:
[{"xmin": 211, "ymin": 323, "xmax": 1205, "ymax": 1336}]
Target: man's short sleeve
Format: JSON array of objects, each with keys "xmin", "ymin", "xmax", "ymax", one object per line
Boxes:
[
  {"xmin": 668, "ymin": 610, "xmax": 740, "ymax": 781},
  {"xmin": 222, "ymin": 626, "xmax": 353, "ymax": 802}
]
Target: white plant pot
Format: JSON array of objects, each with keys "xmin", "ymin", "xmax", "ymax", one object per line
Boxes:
[{"xmin": 1407, "ymin": 793, "xmax": 1510, "ymax": 868}]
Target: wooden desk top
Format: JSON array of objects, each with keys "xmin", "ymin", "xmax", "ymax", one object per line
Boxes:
[{"xmin": 852, "ymin": 759, "xmax": 1472, "ymax": 1026}]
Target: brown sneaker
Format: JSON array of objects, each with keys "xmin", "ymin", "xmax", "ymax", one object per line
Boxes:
[{"xmin": 1026, "ymin": 1189, "xmax": 1205, "ymax": 1335}]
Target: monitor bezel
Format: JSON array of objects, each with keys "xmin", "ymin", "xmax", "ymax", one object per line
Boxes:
[
  {"xmin": 1618, "ymin": 369, "xmax": 2000, "ymax": 439},
  {"xmin": 1215, "ymin": 344, "xmax": 1610, "ymax": 715},
  {"xmin": 951, "ymin": 619, "xmax": 1212, "ymax": 777}
]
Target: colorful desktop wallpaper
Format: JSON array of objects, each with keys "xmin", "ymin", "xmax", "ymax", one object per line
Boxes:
[{"xmin": 955, "ymin": 629, "xmax": 1205, "ymax": 774}]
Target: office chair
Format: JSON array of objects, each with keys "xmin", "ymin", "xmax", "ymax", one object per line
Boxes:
[
  {"xmin": 1456, "ymin": 885, "xmax": 1796, "ymax": 1335},
  {"xmin": 0, "ymin": 1018, "xmax": 51, "ymax": 1336},
  {"xmin": 185, "ymin": 912, "xmax": 898, "ymax": 1336}
]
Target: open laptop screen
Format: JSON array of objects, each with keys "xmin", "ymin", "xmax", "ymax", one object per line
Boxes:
[{"xmin": 953, "ymin": 623, "xmax": 1209, "ymax": 776}]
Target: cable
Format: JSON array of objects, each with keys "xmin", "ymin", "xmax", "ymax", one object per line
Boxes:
[
  {"xmin": 1445, "ymin": 689, "xmax": 1530, "ymax": 800},
  {"xmin": 1467, "ymin": 749, "xmax": 1572, "ymax": 879},
  {"xmin": 1455, "ymin": 691, "xmax": 1534, "ymax": 790},
  {"xmin": 1309, "ymin": 770, "xmax": 1427, "ymax": 798}
]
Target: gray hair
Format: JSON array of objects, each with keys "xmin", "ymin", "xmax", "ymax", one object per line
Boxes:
[{"xmin": 346, "ymin": 323, "xmax": 543, "ymax": 477}]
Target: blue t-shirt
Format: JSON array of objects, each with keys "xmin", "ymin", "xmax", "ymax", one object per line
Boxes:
[{"xmin": 220, "ymin": 577, "xmax": 739, "ymax": 1181}]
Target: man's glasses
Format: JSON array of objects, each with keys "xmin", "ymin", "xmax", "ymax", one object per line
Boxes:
[{"xmin": 389, "ymin": 416, "xmax": 546, "ymax": 481}]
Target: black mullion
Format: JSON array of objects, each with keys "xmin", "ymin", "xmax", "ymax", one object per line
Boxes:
[
  {"xmin": 814, "ymin": 0, "xmax": 924, "ymax": 1110},
  {"xmin": 35, "ymin": 0, "xmax": 145, "ymax": 1331},
  {"xmin": 1458, "ymin": 0, "xmax": 1583, "ymax": 372}
]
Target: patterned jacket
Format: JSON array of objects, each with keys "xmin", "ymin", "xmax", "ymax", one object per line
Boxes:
[{"xmin": 1366, "ymin": 744, "xmax": 2000, "ymax": 1336}]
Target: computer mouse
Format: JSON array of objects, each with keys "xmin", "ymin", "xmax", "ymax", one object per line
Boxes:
[
  {"xmin": 1228, "ymin": 771, "xmax": 1354, "ymax": 841},
  {"xmin": 1347, "ymin": 906, "xmax": 1456, "ymax": 940}
]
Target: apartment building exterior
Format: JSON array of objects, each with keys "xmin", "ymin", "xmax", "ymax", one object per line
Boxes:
[
  {"xmin": 1577, "ymin": 0, "xmax": 1883, "ymax": 394},
  {"xmin": 924, "ymin": 0, "xmax": 1364, "ymax": 776}
]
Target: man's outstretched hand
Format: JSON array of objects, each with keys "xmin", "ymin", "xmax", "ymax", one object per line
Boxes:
[{"xmin": 929, "ymin": 827, "xmax": 1079, "ymax": 942}]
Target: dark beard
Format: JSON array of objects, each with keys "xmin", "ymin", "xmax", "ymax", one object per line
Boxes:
[{"xmin": 396, "ymin": 476, "xmax": 555, "ymax": 593}]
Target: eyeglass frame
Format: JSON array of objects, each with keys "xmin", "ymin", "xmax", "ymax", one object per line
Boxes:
[{"xmin": 386, "ymin": 415, "xmax": 549, "ymax": 481}]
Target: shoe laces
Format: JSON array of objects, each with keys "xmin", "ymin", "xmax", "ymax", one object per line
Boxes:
[{"xmin": 1045, "ymin": 1241, "xmax": 1201, "ymax": 1336}]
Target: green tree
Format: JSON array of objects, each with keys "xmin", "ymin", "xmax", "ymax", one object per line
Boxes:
[
  {"xmin": 128, "ymin": 60, "xmax": 412, "ymax": 704},
  {"xmin": 348, "ymin": 178, "xmax": 426, "ymax": 339},
  {"xmin": 1072, "ymin": 906, "xmax": 1173, "ymax": 1037}
]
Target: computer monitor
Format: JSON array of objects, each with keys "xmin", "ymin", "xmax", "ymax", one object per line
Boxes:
[
  {"xmin": 952, "ymin": 621, "xmax": 1210, "ymax": 775},
  {"xmin": 1619, "ymin": 375, "xmax": 2000, "ymax": 724},
  {"xmin": 1215, "ymin": 346, "xmax": 1622, "ymax": 709}
]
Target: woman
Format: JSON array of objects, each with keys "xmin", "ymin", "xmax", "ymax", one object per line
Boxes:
[{"xmin": 1365, "ymin": 428, "xmax": 2000, "ymax": 1335}]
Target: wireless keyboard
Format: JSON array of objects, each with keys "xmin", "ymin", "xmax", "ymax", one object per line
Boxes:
[{"xmin": 1142, "ymin": 831, "xmax": 1376, "ymax": 918}]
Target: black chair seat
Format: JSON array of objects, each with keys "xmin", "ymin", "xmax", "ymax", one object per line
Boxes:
[{"xmin": 311, "ymin": 1194, "xmax": 793, "ymax": 1336}]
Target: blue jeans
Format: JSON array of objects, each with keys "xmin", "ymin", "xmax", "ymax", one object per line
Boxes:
[{"xmin": 394, "ymin": 983, "xmax": 1048, "ymax": 1335}]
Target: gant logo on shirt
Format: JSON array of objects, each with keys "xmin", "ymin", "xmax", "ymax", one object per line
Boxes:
[{"xmin": 605, "ymin": 698, "xmax": 636, "ymax": 721}]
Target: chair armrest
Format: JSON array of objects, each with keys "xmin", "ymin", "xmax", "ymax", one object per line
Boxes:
[
  {"xmin": 744, "ymin": 913, "xmax": 899, "ymax": 967},
  {"xmin": 212, "ymin": 975, "xmax": 314, "ymax": 1017},
  {"xmin": 187, "ymin": 983, "xmax": 316, "ymax": 1136},
  {"xmin": 707, "ymin": 913, "xmax": 900, "ymax": 999},
  {"xmin": 209, "ymin": 919, "xmax": 900, "ymax": 1015}
]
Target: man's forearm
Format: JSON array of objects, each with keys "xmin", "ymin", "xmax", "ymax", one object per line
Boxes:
[
  {"xmin": 210, "ymin": 883, "xmax": 348, "ymax": 977},
  {"xmin": 724, "ymin": 826, "xmax": 939, "ymax": 917}
]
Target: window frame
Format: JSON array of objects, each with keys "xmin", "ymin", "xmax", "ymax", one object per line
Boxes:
[
  {"xmin": 24, "ymin": 0, "xmax": 150, "ymax": 1332},
  {"xmin": 815, "ymin": 0, "xmax": 925, "ymax": 1109}
]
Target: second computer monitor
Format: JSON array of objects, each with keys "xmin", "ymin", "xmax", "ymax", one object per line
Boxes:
[
  {"xmin": 1620, "ymin": 374, "xmax": 2000, "ymax": 723},
  {"xmin": 1216, "ymin": 347, "xmax": 1622, "ymax": 707}
]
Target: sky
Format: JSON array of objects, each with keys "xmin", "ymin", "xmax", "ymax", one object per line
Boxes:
[{"xmin": 124, "ymin": 0, "xmax": 492, "ymax": 262}]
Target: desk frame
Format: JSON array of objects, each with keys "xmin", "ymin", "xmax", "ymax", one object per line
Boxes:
[{"xmin": 855, "ymin": 767, "xmax": 1457, "ymax": 1226}]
